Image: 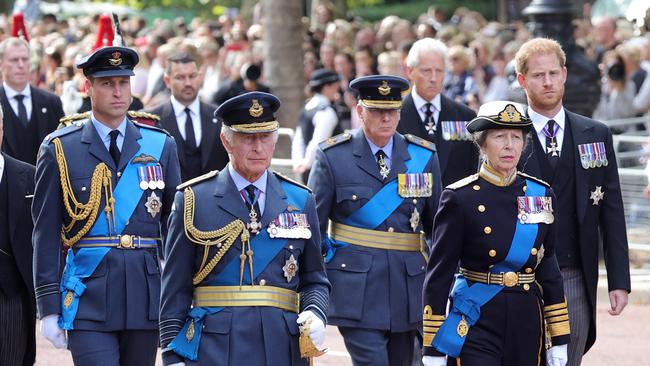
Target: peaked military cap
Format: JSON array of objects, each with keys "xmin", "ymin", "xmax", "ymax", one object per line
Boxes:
[
  {"xmin": 309, "ymin": 69, "xmax": 341, "ymax": 88},
  {"xmin": 466, "ymin": 100, "xmax": 532, "ymax": 133},
  {"xmin": 349, "ymin": 75, "xmax": 409, "ymax": 110},
  {"xmin": 76, "ymin": 46, "xmax": 139, "ymax": 78},
  {"xmin": 215, "ymin": 91, "xmax": 281, "ymax": 134}
]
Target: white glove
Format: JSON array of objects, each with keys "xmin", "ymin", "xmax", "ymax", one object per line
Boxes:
[
  {"xmin": 296, "ymin": 310, "xmax": 326, "ymax": 347},
  {"xmin": 168, "ymin": 363, "xmax": 185, "ymax": 366},
  {"xmin": 547, "ymin": 344, "xmax": 568, "ymax": 366},
  {"xmin": 422, "ymin": 356, "xmax": 446, "ymax": 366},
  {"xmin": 40, "ymin": 314, "xmax": 67, "ymax": 349}
]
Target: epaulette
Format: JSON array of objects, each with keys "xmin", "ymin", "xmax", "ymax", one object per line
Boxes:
[
  {"xmin": 44, "ymin": 123, "xmax": 84, "ymax": 144},
  {"xmin": 446, "ymin": 173, "xmax": 479, "ymax": 190},
  {"xmin": 517, "ymin": 172, "xmax": 550, "ymax": 188},
  {"xmin": 405, "ymin": 134, "xmax": 436, "ymax": 151},
  {"xmin": 128, "ymin": 111, "xmax": 161, "ymax": 121},
  {"xmin": 132, "ymin": 120, "xmax": 171, "ymax": 136},
  {"xmin": 273, "ymin": 170, "xmax": 312, "ymax": 192},
  {"xmin": 176, "ymin": 170, "xmax": 219, "ymax": 190},
  {"xmin": 58, "ymin": 112, "xmax": 90, "ymax": 128},
  {"xmin": 319, "ymin": 132, "xmax": 352, "ymax": 150}
]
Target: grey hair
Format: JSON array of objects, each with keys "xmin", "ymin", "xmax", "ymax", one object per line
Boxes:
[
  {"xmin": 220, "ymin": 124, "xmax": 279, "ymax": 144},
  {"xmin": 0, "ymin": 37, "xmax": 30, "ymax": 61},
  {"xmin": 406, "ymin": 37, "xmax": 448, "ymax": 68}
]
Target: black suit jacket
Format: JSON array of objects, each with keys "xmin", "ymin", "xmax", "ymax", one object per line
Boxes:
[
  {"xmin": 147, "ymin": 100, "xmax": 229, "ymax": 181},
  {"xmin": 0, "ymin": 86, "xmax": 64, "ymax": 165},
  {"xmin": 398, "ymin": 93, "xmax": 478, "ymax": 186},
  {"xmin": 2, "ymin": 153, "xmax": 36, "ymax": 365},
  {"xmin": 518, "ymin": 109, "xmax": 630, "ymax": 352}
]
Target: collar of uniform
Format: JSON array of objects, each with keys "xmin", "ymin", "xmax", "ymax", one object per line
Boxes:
[
  {"xmin": 90, "ymin": 113, "xmax": 127, "ymax": 141},
  {"xmin": 411, "ymin": 86, "xmax": 441, "ymax": 114},
  {"xmin": 227, "ymin": 162, "xmax": 268, "ymax": 194},
  {"xmin": 479, "ymin": 162, "xmax": 516, "ymax": 187},
  {"xmin": 528, "ymin": 106, "xmax": 565, "ymax": 136},
  {"xmin": 170, "ymin": 95, "xmax": 200, "ymax": 119},
  {"xmin": 3, "ymin": 82, "xmax": 31, "ymax": 99},
  {"xmin": 364, "ymin": 133, "xmax": 394, "ymax": 160}
]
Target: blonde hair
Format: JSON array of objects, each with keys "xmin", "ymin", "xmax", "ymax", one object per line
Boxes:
[{"xmin": 515, "ymin": 38, "xmax": 566, "ymax": 75}]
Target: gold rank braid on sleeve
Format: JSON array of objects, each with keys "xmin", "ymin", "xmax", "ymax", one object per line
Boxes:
[
  {"xmin": 183, "ymin": 187, "xmax": 252, "ymax": 286},
  {"xmin": 53, "ymin": 138, "xmax": 115, "ymax": 247}
]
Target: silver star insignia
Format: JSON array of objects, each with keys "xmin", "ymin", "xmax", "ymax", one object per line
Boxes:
[
  {"xmin": 425, "ymin": 122, "xmax": 436, "ymax": 135},
  {"xmin": 590, "ymin": 186, "xmax": 604, "ymax": 205}
]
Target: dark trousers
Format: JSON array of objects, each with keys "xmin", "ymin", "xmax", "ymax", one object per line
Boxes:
[
  {"xmin": 339, "ymin": 326, "xmax": 416, "ymax": 366},
  {"xmin": 562, "ymin": 267, "xmax": 590, "ymax": 366},
  {"xmin": 0, "ymin": 291, "xmax": 28, "ymax": 366},
  {"xmin": 68, "ymin": 329, "xmax": 158, "ymax": 366}
]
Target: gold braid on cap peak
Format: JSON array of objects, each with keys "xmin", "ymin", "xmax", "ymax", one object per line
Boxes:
[
  {"xmin": 228, "ymin": 120, "xmax": 279, "ymax": 133},
  {"xmin": 360, "ymin": 99, "xmax": 402, "ymax": 109},
  {"xmin": 183, "ymin": 187, "xmax": 251, "ymax": 285},
  {"xmin": 53, "ymin": 138, "xmax": 115, "ymax": 247}
]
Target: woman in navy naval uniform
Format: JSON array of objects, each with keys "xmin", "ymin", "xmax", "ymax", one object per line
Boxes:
[{"xmin": 421, "ymin": 101, "xmax": 570, "ymax": 366}]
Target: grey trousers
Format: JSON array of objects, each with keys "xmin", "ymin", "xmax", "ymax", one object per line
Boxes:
[
  {"xmin": 0, "ymin": 291, "xmax": 28, "ymax": 366},
  {"xmin": 561, "ymin": 267, "xmax": 590, "ymax": 366}
]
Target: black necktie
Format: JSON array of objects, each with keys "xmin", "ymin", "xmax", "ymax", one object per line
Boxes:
[
  {"xmin": 544, "ymin": 120, "xmax": 560, "ymax": 170},
  {"xmin": 423, "ymin": 102, "xmax": 435, "ymax": 135},
  {"xmin": 375, "ymin": 149, "xmax": 389, "ymax": 180},
  {"xmin": 244, "ymin": 184, "xmax": 261, "ymax": 217},
  {"xmin": 109, "ymin": 130, "xmax": 121, "ymax": 166},
  {"xmin": 184, "ymin": 108, "xmax": 197, "ymax": 150},
  {"xmin": 14, "ymin": 94, "xmax": 29, "ymax": 126}
]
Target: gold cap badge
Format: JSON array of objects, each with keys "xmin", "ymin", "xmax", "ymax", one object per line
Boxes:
[
  {"xmin": 378, "ymin": 80, "xmax": 391, "ymax": 96},
  {"xmin": 108, "ymin": 51, "xmax": 123, "ymax": 66},
  {"xmin": 498, "ymin": 104, "xmax": 522, "ymax": 123},
  {"xmin": 249, "ymin": 99, "xmax": 264, "ymax": 117}
]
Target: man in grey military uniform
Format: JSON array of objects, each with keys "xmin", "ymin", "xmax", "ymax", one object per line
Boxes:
[
  {"xmin": 159, "ymin": 91, "xmax": 330, "ymax": 366},
  {"xmin": 32, "ymin": 45, "xmax": 181, "ymax": 365},
  {"xmin": 308, "ymin": 75, "xmax": 443, "ymax": 366}
]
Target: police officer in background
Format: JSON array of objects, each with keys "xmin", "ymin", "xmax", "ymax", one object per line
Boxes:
[
  {"xmin": 292, "ymin": 68, "xmax": 342, "ymax": 182},
  {"xmin": 421, "ymin": 101, "xmax": 569, "ymax": 366},
  {"xmin": 308, "ymin": 75, "xmax": 442, "ymax": 366},
  {"xmin": 32, "ymin": 45, "xmax": 181, "ymax": 365},
  {"xmin": 159, "ymin": 92, "xmax": 330, "ymax": 366}
]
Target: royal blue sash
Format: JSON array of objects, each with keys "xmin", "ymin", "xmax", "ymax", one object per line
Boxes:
[
  {"xmin": 430, "ymin": 179, "xmax": 544, "ymax": 357},
  {"xmin": 323, "ymin": 143, "xmax": 432, "ymax": 262},
  {"xmin": 59, "ymin": 128, "xmax": 166, "ymax": 330},
  {"xmin": 169, "ymin": 179, "xmax": 309, "ymax": 360}
]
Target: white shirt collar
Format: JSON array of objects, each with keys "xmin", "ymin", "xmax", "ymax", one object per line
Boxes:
[
  {"xmin": 170, "ymin": 96, "xmax": 200, "ymax": 118},
  {"xmin": 0, "ymin": 154, "xmax": 5, "ymax": 185},
  {"xmin": 529, "ymin": 106, "xmax": 565, "ymax": 135},
  {"xmin": 3, "ymin": 82, "xmax": 31, "ymax": 99},
  {"xmin": 411, "ymin": 87, "xmax": 441, "ymax": 113}
]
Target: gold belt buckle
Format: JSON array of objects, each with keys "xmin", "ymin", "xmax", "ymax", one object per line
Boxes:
[
  {"xmin": 119, "ymin": 235, "xmax": 134, "ymax": 249},
  {"xmin": 502, "ymin": 272, "xmax": 518, "ymax": 287}
]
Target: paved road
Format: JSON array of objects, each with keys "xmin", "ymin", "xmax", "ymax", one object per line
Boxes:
[{"xmin": 32, "ymin": 300, "xmax": 647, "ymax": 366}]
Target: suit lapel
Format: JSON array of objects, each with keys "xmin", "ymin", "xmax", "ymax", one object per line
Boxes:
[
  {"xmin": 161, "ymin": 102, "xmax": 187, "ymax": 167},
  {"xmin": 0, "ymin": 88, "xmax": 17, "ymax": 153},
  {"xmin": 214, "ymin": 169, "xmax": 250, "ymax": 223},
  {"xmin": 5, "ymin": 155, "xmax": 25, "ymax": 244},
  {"xmin": 353, "ymin": 129, "xmax": 384, "ymax": 182},
  {"xmin": 260, "ymin": 172, "xmax": 288, "ymax": 228},
  {"xmin": 81, "ymin": 120, "xmax": 117, "ymax": 170},
  {"xmin": 117, "ymin": 120, "xmax": 142, "ymax": 172},
  {"xmin": 567, "ymin": 111, "xmax": 594, "ymax": 223},
  {"xmin": 519, "ymin": 137, "xmax": 542, "ymax": 178},
  {"xmin": 199, "ymin": 102, "xmax": 218, "ymax": 170}
]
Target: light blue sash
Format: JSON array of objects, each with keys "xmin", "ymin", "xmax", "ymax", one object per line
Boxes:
[
  {"xmin": 323, "ymin": 143, "xmax": 432, "ymax": 262},
  {"xmin": 59, "ymin": 128, "xmax": 166, "ymax": 330},
  {"xmin": 430, "ymin": 179, "xmax": 544, "ymax": 357},
  {"xmin": 169, "ymin": 179, "xmax": 309, "ymax": 361}
]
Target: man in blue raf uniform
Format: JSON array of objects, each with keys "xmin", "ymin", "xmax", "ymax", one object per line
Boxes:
[
  {"xmin": 159, "ymin": 91, "xmax": 330, "ymax": 366},
  {"xmin": 32, "ymin": 45, "xmax": 181, "ymax": 366},
  {"xmin": 308, "ymin": 75, "xmax": 442, "ymax": 366}
]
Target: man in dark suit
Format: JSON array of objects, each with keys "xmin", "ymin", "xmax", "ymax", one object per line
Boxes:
[
  {"xmin": 32, "ymin": 45, "xmax": 181, "ymax": 365},
  {"xmin": 398, "ymin": 37, "xmax": 478, "ymax": 187},
  {"xmin": 515, "ymin": 38, "xmax": 630, "ymax": 366},
  {"xmin": 147, "ymin": 52, "xmax": 228, "ymax": 182},
  {"xmin": 0, "ymin": 37, "xmax": 64, "ymax": 165},
  {"xmin": 0, "ymin": 104, "xmax": 36, "ymax": 366}
]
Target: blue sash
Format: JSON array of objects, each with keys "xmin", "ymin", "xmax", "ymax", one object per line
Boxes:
[
  {"xmin": 430, "ymin": 179, "xmax": 544, "ymax": 357},
  {"xmin": 169, "ymin": 179, "xmax": 309, "ymax": 360},
  {"xmin": 323, "ymin": 143, "xmax": 432, "ymax": 262},
  {"xmin": 59, "ymin": 128, "xmax": 166, "ymax": 330}
]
